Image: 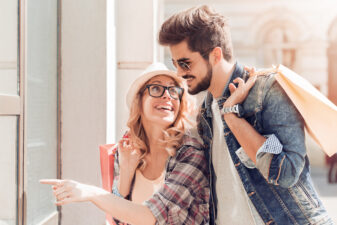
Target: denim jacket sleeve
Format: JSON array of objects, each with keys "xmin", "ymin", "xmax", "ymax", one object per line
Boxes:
[{"xmin": 257, "ymin": 77, "xmax": 306, "ymax": 188}]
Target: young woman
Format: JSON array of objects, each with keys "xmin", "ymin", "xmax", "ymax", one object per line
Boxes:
[{"xmin": 41, "ymin": 63, "xmax": 210, "ymax": 225}]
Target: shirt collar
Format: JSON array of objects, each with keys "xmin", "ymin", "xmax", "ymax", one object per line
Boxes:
[{"xmin": 204, "ymin": 62, "xmax": 247, "ymax": 113}]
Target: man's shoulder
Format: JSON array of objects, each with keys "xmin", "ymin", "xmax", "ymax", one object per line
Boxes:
[
  {"xmin": 254, "ymin": 69, "xmax": 278, "ymax": 90},
  {"xmin": 243, "ymin": 69, "xmax": 279, "ymax": 113}
]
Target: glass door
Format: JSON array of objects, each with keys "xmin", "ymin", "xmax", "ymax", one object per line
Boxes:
[
  {"xmin": 0, "ymin": 0, "xmax": 59, "ymax": 224},
  {"xmin": 25, "ymin": 0, "xmax": 58, "ymax": 224}
]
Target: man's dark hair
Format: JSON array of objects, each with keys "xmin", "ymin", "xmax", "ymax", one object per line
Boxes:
[{"xmin": 159, "ymin": 5, "xmax": 234, "ymax": 62}]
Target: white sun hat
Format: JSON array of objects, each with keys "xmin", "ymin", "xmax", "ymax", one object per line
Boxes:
[{"xmin": 126, "ymin": 62, "xmax": 181, "ymax": 108}]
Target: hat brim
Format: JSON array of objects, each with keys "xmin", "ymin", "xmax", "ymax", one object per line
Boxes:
[{"xmin": 126, "ymin": 70, "xmax": 180, "ymax": 108}]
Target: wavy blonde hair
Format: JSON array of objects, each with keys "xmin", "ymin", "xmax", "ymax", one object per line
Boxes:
[{"xmin": 127, "ymin": 75, "xmax": 194, "ymax": 170}]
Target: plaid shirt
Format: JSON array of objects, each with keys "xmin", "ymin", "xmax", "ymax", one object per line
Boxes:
[{"xmin": 113, "ymin": 135, "xmax": 210, "ymax": 225}]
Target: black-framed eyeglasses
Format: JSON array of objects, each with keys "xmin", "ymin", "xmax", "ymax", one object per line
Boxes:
[{"xmin": 143, "ymin": 84, "xmax": 184, "ymax": 100}]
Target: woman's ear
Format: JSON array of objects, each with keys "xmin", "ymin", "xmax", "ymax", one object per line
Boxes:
[{"xmin": 209, "ymin": 47, "xmax": 223, "ymax": 66}]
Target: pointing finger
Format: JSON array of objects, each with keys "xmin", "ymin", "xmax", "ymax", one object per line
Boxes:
[{"xmin": 40, "ymin": 179, "xmax": 63, "ymax": 186}]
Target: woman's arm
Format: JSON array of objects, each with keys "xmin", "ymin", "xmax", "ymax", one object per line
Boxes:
[
  {"xmin": 143, "ymin": 144, "xmax": 210, "ymax": 225},
  {"xmin": 40, "ymin": 179, "xmax": 155, "ymax": 225},
  {"xmin": 91, "ymin": 188, "xmax": 155, "ymax": 225}
]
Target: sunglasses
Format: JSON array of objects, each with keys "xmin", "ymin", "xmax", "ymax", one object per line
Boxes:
[
  {"xmin": 143, "ymin": 84, "xmax": 184, "ymax": 100},
  {"xmin": 172, "ymin": 59, "xmax": 191, "ymax": 72},
  {"xmin": 171, "ymin": 51, "xmax": 210, "ymax": 72}
]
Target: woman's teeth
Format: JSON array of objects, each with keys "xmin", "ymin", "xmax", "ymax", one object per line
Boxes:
[{"xmin": 156, "ymin": 106, "xmax": 173, "ymax": 111}]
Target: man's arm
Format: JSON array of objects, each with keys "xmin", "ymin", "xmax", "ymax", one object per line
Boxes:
[
  {"xmin": 223, "ymin": 113, "xmax": 266, "ymax": 164},
  {"xmin": 222, "ymin": 74, "xmax": 266, "ymax": 164},
  {"xmin": 223, "ymin": 78, "xmax": 306, "ymax": 188},
  {"xmin": 258, "ymin": 80, "xmax": 306, "ymax": 187}
]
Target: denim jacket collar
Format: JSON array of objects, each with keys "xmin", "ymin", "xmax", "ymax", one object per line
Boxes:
[
  {"xmin": 204, "ymin": 62, "xmax": 247, "ymax": 118},
  {"xmin": 198, "ymin": 61, "xmax": 332, "ymax": 225}
]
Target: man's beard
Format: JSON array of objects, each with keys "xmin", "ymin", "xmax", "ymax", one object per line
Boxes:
[{"xmin": 188, "ymin": 63, "xmax": 212, "ymax": 95}]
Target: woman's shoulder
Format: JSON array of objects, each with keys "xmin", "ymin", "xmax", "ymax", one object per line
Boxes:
[
  {"xmin": 180, "ymin": 133, "xmax": 203, "ymax": 150},
  {"xmin": 175, "ymin": 133, "xmax": 205, "ymax": 161}
]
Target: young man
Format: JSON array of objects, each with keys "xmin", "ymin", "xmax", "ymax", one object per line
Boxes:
[{"xmin": 159, "ymin": 5, "xmax": 332, "ymax": 225}]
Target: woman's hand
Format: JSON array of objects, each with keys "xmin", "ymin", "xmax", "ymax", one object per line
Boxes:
[
  {"xmin": 118, "ymin": 135, "xmax": 141, "ymax": 176},
  {"xmin": 40, "ymin": 179, "xmax": 106, "ymax": 206},
  {"xmin": 223, "ymin": 66, "xmax": 257, "ymax": 108}
]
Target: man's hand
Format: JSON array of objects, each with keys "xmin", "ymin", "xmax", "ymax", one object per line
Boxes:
[{"xmin": 223, "ymin": 66, "xmax": 257, "ymax": 108}]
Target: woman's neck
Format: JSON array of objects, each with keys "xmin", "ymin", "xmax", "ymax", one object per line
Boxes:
[
  {"xmin": 142, "ymin": 122, "xmax": 166, "ymax": 155},
  {"xmin": 142, "ymin": 123, "xmax": 169, "ymax": 176}
]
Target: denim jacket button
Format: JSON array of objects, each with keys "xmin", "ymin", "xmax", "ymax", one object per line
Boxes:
[{"xmin": 248, "ymin": 191, "xmax": 255, "ymax": 197}]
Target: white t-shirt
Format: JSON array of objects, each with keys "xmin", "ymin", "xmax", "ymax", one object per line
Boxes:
[{"xmin": 211, "ymin": 99, "xmax": 264, "ymax": 225}]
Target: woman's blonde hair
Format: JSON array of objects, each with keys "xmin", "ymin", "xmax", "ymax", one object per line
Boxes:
[{"xmin": 127, "ymin": 75, "xmax": 194, "ymax": 170}]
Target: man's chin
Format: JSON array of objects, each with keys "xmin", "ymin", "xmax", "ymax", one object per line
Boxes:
[{"xmin": 188, "ymin": 87, "xmax": 201, "ymax": 95}]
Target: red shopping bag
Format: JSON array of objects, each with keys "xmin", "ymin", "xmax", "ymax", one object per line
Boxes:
[{"xmin": 99, "ymin": 143, "xmax": 117, "ymax": 225}]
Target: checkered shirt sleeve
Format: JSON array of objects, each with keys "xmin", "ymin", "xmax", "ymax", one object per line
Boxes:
[{"xmin": 144, "ymin": 142, "xmax": 210, "ymax": 225}]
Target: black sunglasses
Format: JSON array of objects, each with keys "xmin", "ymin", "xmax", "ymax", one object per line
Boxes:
[
  {"xmin": 172, "ymin": 59, "xmax": 191, "ymax": 72},
  {"xmin": 172, "ymin": 51, "xmax": 210, "ymax": 72},
  {"xmin": 143, "ymin": 84, "xmax": 184, "ymax": 100}
]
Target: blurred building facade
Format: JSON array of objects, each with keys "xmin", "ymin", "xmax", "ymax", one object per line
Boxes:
[
  {"xmin": 165, "ymin": 0, "xmax": 337, "ymax": 98},
  {"xmin": 0, "ymin": 0, "xmax": 336, "ymax": 225},
  {"xmin": 164, "ymin": 0, "xmax": 337, "ymax": 166}
]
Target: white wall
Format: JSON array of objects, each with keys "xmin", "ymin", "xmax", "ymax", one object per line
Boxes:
[
  {"xmin": 61, "ymin": 0, "xmax": 107, "ymax": 224},
  {"xmin": 0, "ymin": 1, "xmax": 17, "ymax": 223},
  {"xmin": 115, "ymin": 0, "xmax": 163, "ymax": 139},
  {"xmin": 60, "ymin": 0, "xmax": 164, "ymax": 224}
]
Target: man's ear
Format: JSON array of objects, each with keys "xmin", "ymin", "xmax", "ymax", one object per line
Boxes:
[{"xmin": 209, "ymin": 47, "xmax": 223, "ymax": 66}]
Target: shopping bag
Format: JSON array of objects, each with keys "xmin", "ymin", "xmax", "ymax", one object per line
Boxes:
[
  {"xmin": 99, "ymin": 143, "xmax": 117, "ymax": 225},
  {"xmin": 272, "ymin": 65, "xmax": 337, "ymax": 156}
]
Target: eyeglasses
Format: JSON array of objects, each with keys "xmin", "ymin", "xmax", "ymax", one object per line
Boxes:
[
  {"xmin": 172, "ymin": 52, "xmax": 210, "ymax": 72},
  {"xmin": 143, "ymin": 84, "xmax": 184, "ymax": 100}
]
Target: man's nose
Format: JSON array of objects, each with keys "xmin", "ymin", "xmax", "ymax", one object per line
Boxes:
[{"xmin": 176, "ymin": 67, "xmax": 186, "ymax": 78}]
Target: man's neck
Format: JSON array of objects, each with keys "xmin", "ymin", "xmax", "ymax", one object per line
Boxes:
[{"xmin": 208, "ymin": 60, "xmax": 236, "ymax": 98}]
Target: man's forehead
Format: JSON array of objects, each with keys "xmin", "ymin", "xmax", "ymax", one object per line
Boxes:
[{"xmin": 169, "ymin": 41, "xmax": 193, "ymax": 59}]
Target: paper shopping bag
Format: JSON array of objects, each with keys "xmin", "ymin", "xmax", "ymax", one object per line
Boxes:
[{"xmin": 274, "ymin": 65, "xmax": 337, "ymax": 156}]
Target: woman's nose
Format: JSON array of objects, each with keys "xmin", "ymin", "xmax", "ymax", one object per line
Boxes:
[{"xmin": 161, "ymin": 89, "xmax": 173, "ymax": 99}]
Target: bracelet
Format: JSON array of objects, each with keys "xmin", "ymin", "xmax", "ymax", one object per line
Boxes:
[{"xmin": 220, "ymin": 104, "xmax": 245, "ymax": 118}]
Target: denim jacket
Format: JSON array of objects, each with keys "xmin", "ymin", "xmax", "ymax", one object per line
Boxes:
[{"xmin": 197, "ymin": 63, "xmax": 333, "ymax": 225}]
